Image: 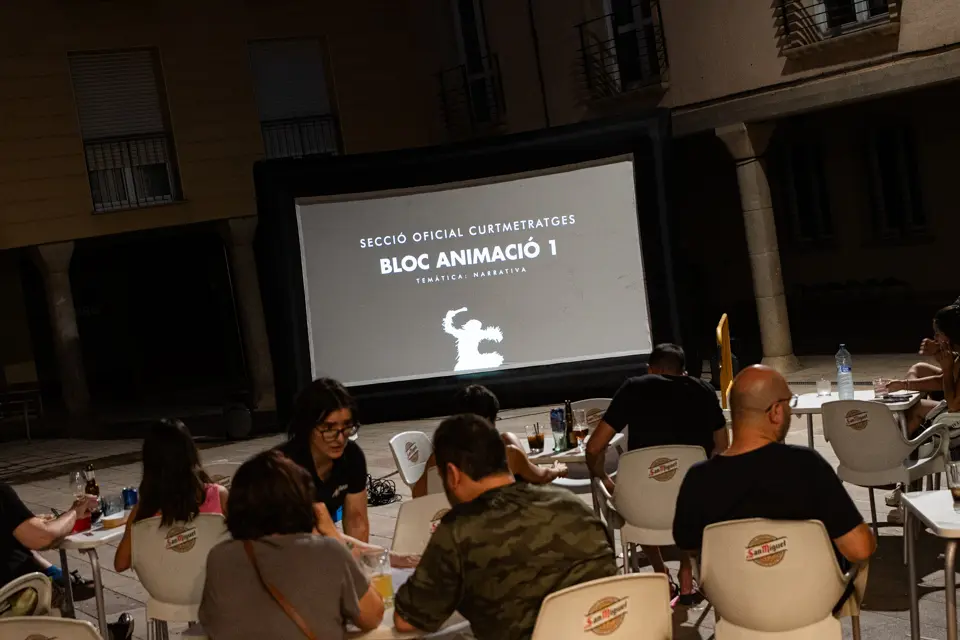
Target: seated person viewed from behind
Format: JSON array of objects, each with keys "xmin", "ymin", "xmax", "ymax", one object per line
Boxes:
[
  {"xmin": 586, "ymin": 342, "xmax": 727, "ymax": 602},
  {"xmin": 673, "ymin": 365, "xmax": 876, "ymax": 569},
  {"xmin": 394, "ymin": 414, "xmax": 616, "ymax": 640},
  {"xmin": 114, "ymin": 419, "xmax": 227, "ymax": 573},
  {"xmin": 199, "ymin": 450, "xmax": 384, "ymax": 640},
  {"xmin": 278, "ymin": 378, "xmax": 370, "ymax": 542},
  {"xmin": 891, "ymin": 295, "xmax": 960, "ymax": 398},
  {"xmin": 412, "ymin": 384, "xmax": 566, "ymax": 498}
]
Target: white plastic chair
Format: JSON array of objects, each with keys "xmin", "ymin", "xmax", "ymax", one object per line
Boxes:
[
  {"xmin": 571, "ymin": 398, "xmax": 611, "ymax": 434},
  {"xmin": 0, "ymin": 616, "xmax": 103, "ymax": 639},
  {"xmin": 701, "ymin": 518, "xmax": 864, "ymax": 640},
  {"xmin": 391, "ymin": 493, "xmax": 451, "ymax": 555},
  {"xmin": 596, "ymin": 445, "xmax": 706, "ymax": 572},
  {"xmin": 531, "ymin": 573, "xmax": 672, "ymax": 639},
  {"xmin": 389, "ymin": 431, "xmax": 434, "ymax": 489},
  {"xmin": 202, "ymin": 460, "xmax": 240, "ymax": 489},
  {"xmin": 822, "ymin": 400, "xmax": 949, "ymax": 537},
  {"xmin": 0, "ymin": 572, "xmax": 52, "ymax": 617},
  {"xmin": 131, "ymin": 513, "xmax": 230, "ymax": 639}
]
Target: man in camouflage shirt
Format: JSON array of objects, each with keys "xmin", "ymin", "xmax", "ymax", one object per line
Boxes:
[{"xmin": 394, "ymin": 414, "xmax": 616, "ymax": 640}]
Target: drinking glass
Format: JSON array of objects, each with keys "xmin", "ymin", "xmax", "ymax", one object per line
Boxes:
[
  {"xmin": 948, "ymin": 462, "xmax": 960, "ymax": 502},
  {"xmin": 816, "ymin": 377, "xmax": 831, "ymax": 397},
  {"xmin": 102, "ymin": 494, "xmax": 124, "ymax": 517},
  {"xmin": 359, "ymin": 549, "xmax": 393, "ymax": 607},
  {"xmin": 524, "ymin": 424, "xmax": 544, "ymax": 454},
  {"xmin": 551, "ymin": 420, "xmax": 567, "ymax": 453},
  {"xmin": 573, "ymin": 409, "xmax": 589, "ymax": 452},
  {"xmin": 69, "ymin": 471, "xmax": 85, "ymax": 499},
  {"xmin": 873, "ymin": 377, "xmax": 888, "ymax": 397}
]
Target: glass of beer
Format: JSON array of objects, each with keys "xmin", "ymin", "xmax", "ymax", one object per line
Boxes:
[
  {"xmin": 360, "ymin": 549, "xmax": 394, "ymax": 607},
  {"xmin": 948, "ymin": 463, "xmax": 960, "ymax": 502},
  {"xmin": 525, "ymin": 424, "xmax": 544, "ymax": 454},
  {"xmin": 573, "ymin": 409, "xmax": 589, "ymax": 452}
]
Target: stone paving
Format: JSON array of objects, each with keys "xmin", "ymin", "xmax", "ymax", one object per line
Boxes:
[{"xmin": 2, "ymin": 352, "xmax": 951, "ymax": 639}]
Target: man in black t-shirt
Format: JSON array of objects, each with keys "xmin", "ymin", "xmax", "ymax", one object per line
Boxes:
[
  {"xmin": 586, "ymin": 343, "xmax": 727, "ymax": 603},
  {"xmin": 673, "ymin": 365, "xmax": 876, "ymax": 567}
]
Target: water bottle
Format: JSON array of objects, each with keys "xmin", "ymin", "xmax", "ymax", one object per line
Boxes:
[{"xmin": 836, "ymin": 344, "xmax": 854, "ymax": 400}]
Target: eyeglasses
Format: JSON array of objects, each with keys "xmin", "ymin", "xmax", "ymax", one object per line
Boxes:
[
  {"xmin": 764, "ymin": 395, "xmax": 799, "ymax": 413},
  {"xmin": 315, "ymin": 423, "xmax": 359, "ymax": 443}
]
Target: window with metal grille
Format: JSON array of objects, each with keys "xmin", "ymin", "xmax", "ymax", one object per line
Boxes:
[
  {"xmin": 248, "ymin": 39, "xmax": 340, "ymax": 159},
  {"xmin": 69, "ymin": 49, "xmax": 181, "ymax": 213},
  {"xmin": 865, "ymin": 124, "xmax": 927, "ymax": 240}
]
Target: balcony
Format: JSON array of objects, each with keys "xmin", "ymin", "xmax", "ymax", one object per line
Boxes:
[
  {"xmin": 776, "ymin": 0, "xmax": 901, "ymax": 55},
  {"xmin": 261, "ymin": 115, "xmax": 341, "ymax": 160},
  {"xmin": 83, "ymin": 133, "xmax": 181, "ymax": 213},
  {"xmin": 438, "ymin": 55, "xmax": 506, "ymax": 139},
  {"xmin": 576, "ymin": 1, "xmax": 668, "ymax": 102}
]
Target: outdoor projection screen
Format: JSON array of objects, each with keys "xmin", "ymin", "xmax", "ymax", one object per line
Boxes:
[{"xmin": 295, "ymin": 159, "xmax": 653, "ymax": 386}]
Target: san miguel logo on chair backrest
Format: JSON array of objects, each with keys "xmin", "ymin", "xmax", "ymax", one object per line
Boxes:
[
  {"xmin": 165, "ymin": 525, "xmax": 198, "ymax": 553},
  {"xmin": 429, "ymin": 508, "xmax": 450, "ymax": 533},
  {"xmin": 583, "ymin": 596, "xmax": 629, "ymax": 635},
  {"xmin": 405, "ymin": 442, "xmax": 420, "ymax": 463},
  {"xmin": 648, "ymin": 458, "xmax": 679, "ymax": 482},
  {"xmin": 745, "ymin": 534, "xmax": 788, "ymax": 567},
  {"xmin": 845, "ymin": 409, "xmax": 869, "ymax": 431}
]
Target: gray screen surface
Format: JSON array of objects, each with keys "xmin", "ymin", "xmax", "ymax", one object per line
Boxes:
[{"xmin": 295, "ymin": 160, "xmax": 653, "ymax": 386}]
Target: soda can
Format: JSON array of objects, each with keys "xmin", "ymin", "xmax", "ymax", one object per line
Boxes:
[{"xmin": 122, "ymin": 487, "xmax": 138, "ymax": 509}]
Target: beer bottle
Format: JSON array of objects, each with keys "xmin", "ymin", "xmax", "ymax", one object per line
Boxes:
[
  {"xmin": 84, "ymin": 464, "xmax": 102, "ymax": 522},
  {"xmin": 564, "ymin": 400, "xmax": 574, "ymax": 451}
]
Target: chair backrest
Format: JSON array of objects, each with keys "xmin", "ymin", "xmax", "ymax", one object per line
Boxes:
[
  {"xmin": 389, "ymin": 431, "xmax": 434, "ymax": 488},
  {"xmin": 531, "ymin": 574, "xmax": 672, "ymax": 640},
  {"xmin": 571, "ymin": 398, "xmax": 611, "ymax": 434},
  {"xmin": 391, "ymin": 493, "xmax": 451, "ymax": 555},
  {"xmin": 0, "ymin": 616, "xmax": 103, "ymax": 639},
  {"xmin": 700, "ymin": 518, "xmax": 845, "ymax": 632},
  {"xmin": 132, "ymin": 513, "xmax": 230, "ymax": 610},
  {"xmin": 0, "ymin": 572, "xmax": 52, "ymax": 618},
  {"xmin": 822, "ymin": 400, "xmax": 912, "ymax": 472},
  {"xmin": 614, "ymin": 445, "xmax": 706, "ymax": 540},
  {"xmin": 202, "ymin": 461, "xmax": 241, "ymax": 489}
]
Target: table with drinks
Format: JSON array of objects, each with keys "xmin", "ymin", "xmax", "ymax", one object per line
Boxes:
[{"xmin": 58, "ymin": 465, "xmax": 139, "ymax": 636}]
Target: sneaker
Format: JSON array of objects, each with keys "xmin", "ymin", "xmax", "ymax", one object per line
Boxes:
[
  {"xmin": 885, "ymin": 486, "xmax": 903, "ymax": 508},
  {"xmin": 67, "ymin": 570, "xmax": 96, "ymax": 602},
  {"xmin": 107, "ymin": 613, "xmax": 134, "ymax": 640}
]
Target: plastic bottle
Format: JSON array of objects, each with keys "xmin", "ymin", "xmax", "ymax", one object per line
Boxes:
[{"xmin": 836, "ymin": 344, "xmax": 854, "ymax": 400}]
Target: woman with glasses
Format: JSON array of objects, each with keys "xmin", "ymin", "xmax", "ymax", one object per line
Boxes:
[{"xmin": 278, "ymin": 378, "xmax": 370, "ymax": 542}]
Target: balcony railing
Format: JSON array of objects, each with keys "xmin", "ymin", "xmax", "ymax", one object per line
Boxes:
[
  {"xmin": 83, "ymin": 132, "xmax": 181, "ymax": 213},
  {"xmin": 438, "ymin": 55, "xmax": 506, "ymax": 138},
  {"xmin": 776, "ymin": 0, "xmax": 897, "ymax": 50},
  {"xmin": 576, "ymin": 1, "xmax": 668, "ymax": 101},
  {"xmin": 261, "ymin": 114, "xmax": 341, "ymax": 160}
]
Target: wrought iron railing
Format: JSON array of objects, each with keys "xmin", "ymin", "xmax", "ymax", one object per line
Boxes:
[
  {"xmin": 438, "ymin": 54, "xmax": 506, "ymax": 138},
  {"xmin": 83, "ymin": 132, "xmax": 181, "ymax": 213},
  {"xmin": 576, "ymin": 1, "xmax": 668, "ymax": 100},
  {"xmin": 261, "ymin": 114, "xmax": 341, "ymax": 160},
  {"xmin": 776, "ymin": 0, "xmax": 894, "ymax": 48}
]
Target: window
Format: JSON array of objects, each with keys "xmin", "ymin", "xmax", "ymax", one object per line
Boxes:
[
  {"xmin": 771, "ymin": 140, "xmax": 833, "ymax": 247},
  {"xmin": 807, "ymin": 0, "xmax": 889, "ymax": 33},
  {"xmin": 865, "ymin": 125, "xmax": 926, "ymax": 240},
  {"xmin": 606, "ymin": 0, "xmax": 662, "ymax": 89},
  {"xmin": 248, "ymin": 39, "xmax": 340, "ymax": 159},
  {"xmin": 69, "ymin": 50, "xmax": 180, "ymax": 213}
]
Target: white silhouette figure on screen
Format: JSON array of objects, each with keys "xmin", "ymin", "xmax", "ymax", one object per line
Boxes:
[{"xmin": 442, "ymin": 307, "xmax": 504, "ymax": 372}]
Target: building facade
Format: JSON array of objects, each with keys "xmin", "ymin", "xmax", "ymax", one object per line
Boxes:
[{"xmin": 2, "ymin": 0, "xmax": 958, "ymax": 426}]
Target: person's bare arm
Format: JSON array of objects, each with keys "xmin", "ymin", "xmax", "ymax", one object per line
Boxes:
[
  {"xmin": 586, "ymin": 421, "xmax": 616, "ymax": 492},
  {"xmin": 394, "ymin": 612, "xmax": 418, "ymax": 633},
  {"xmin": 216, "ymin": 485, "xmax": 229, "ymax": 516},
  {"xmin": 889, "ymin": 376, "xmax": 943, "ymax": 393},
  {"xmin": 712, "ymin": 427, "xmax": 729, "ymax": 456},
  {"xmin": 506, "ymin": 446, "xmax": 565, "ymax": 484},
  {"xmin": 13, "ymin": 496, "xmax": 95, "ymax": 551},
  {"xmin": 343, "ymin": 490, "xmax": 370, "ymax": 543},
  {"xmin": 353, "ymin": 584, "xmax": 385, "ymax": 631},
  {"xmin": 114, "ymin": 503, "xmax": 140, "ymax": 572},
  {"xmin": 833, "ymin": 523, "xmax": 876, "ymax": 564}
]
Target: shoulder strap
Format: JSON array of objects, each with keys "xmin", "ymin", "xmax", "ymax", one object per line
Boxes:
[{"xmin": 243, "ymin": 540, "xmax": 319, "ymax": 640}]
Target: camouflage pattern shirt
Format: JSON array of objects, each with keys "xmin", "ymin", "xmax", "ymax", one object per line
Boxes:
[{"xmin": 394, "ymin": 482, "xmax": 617, "ymax": 640}]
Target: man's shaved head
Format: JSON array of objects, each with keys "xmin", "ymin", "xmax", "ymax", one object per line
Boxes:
[{"xmin": 729, "ymin": 365, "xmax": 794, "ymax": 442}]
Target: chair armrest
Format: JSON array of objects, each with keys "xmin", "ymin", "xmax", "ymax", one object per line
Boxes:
[
  {"xmin": 841, "ymin": 561, "xmax": 862, "ymax": 586},
  {"xmin": 907, "ymin": 422, "xmax": 952, "ymax": 461}
]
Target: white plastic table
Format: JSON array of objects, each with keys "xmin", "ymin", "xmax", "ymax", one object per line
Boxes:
[
  {"xmin": 527, "ymin": 432, "xmax": 626, "ymax": 465},
  {"xmin": 346, "ymin": 568, "xmax": 470, "ymax": 639},
  {"xmin": 57, "ymin": 525, "xmax": 125, "ymax": 636},
  {"xmin": 792, "ymin": 390, "xmax": 920, "ymax": 448},
  {"xmin": 902, "ymin": 490, "xmax": 960, "ymax": 640}
]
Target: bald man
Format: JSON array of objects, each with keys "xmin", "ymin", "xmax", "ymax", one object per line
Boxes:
[{"xmin": 672, "ymin": 365, "xmax": 876, "ymax": 568}]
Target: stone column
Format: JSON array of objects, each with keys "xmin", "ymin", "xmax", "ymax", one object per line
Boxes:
[
  {"xmin": 219, "ymin": 217, "xmax": 277, "ymax": 411},
  {"xmin": 716, "ymin": 122, "xmax": 800, "ymax": 373},
  {"xmin": 31, "ymin": 241, "xmax": 91, "ymax": 416}
]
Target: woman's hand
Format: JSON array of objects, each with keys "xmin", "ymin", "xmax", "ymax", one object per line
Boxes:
[
  {"xmin": 886, "ymin": 380, "xmax": 907, "ymax": 393},
  {"xmin": 551, "ymin": 463, "xmax": 568, "ymax": 479},
  {"xmin": 389, "ymin": 552, "xmax": 420, "ymax": 569},
  {"xmin": 920, "ymin": 338, "xmax": 941, "ymax": 356},
  {"xmin": 313, "ymin": 503, "xmax": 340, "ymax": 538},
  {"xmin": 937, "ymin": 346, "xmax": 956, "ymax": 371}
]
